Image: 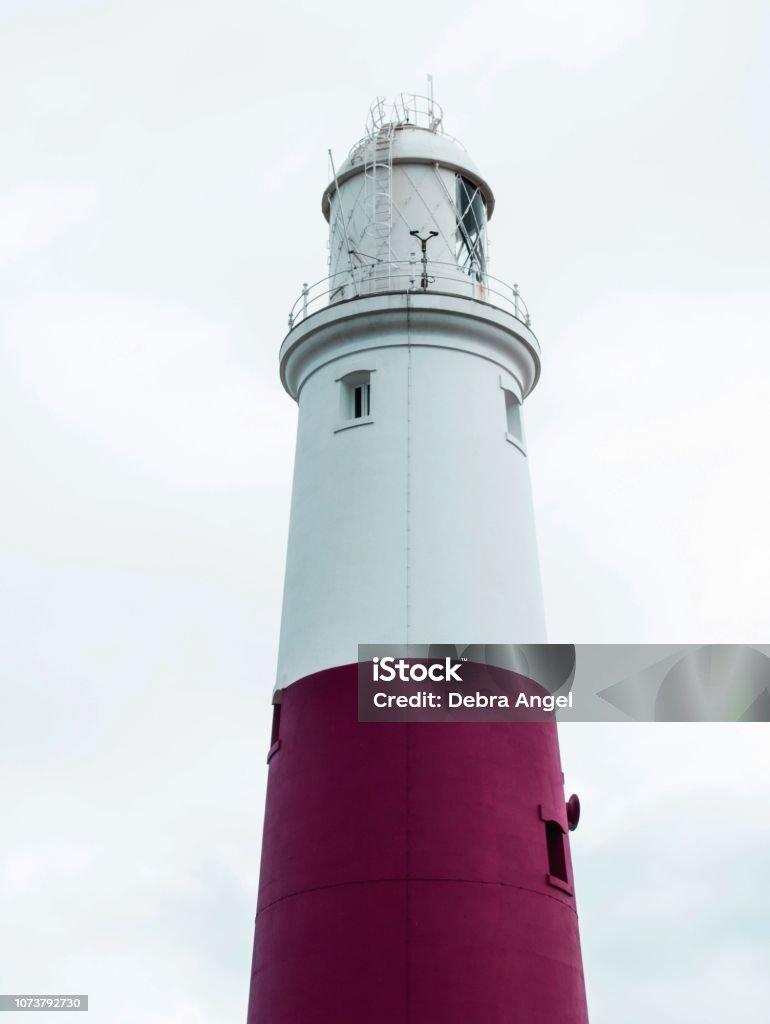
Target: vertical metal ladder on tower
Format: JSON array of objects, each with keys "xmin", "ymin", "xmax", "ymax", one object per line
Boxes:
[{"xmin": 363, "ymin": 120, "xmax": 395, "ymax": 291}]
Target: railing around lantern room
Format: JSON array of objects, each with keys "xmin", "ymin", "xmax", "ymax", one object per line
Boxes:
[
  {"xmin": 346, "ymin": 92, "xmax": 467, "ymax": 166},
  {"xmin": 286, "ymin": 260, "xmax": 533, "ymax": 333},
  {"xmin": 366, "ymin": 93, "xmax": 444, "ymax": 137}
]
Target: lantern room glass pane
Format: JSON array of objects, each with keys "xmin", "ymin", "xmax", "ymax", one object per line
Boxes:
[{"xmin": 456, "ymin": 175, "xmax": 487, "ymax": 281}]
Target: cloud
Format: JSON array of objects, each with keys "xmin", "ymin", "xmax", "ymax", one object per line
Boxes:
[
  {"xmin": 0, "ymin": 841, "xmax": 97, "ymax": 899},
  {"xmin": 0, "ymin": 649, "xmax": 265, "ymax": 1021},
  {"xmin": 2, "ymin": 291, "xmax": 295, "ymax": 487},
  {"xmin": 0, "ymin": 185, "xmax": 97, "ymax": 267},
  {"xmin": 531, "ymin": 288, "xmax": 770, "ymax": 640},
  {"xmin": 429, "ymin": 0, "xmax": 647, "ymax": 77},
  {"xmin": 560, "ymin": 724, "xmax": 770, "ymax": 1023}
]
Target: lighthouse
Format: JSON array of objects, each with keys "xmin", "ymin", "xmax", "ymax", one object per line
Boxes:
[{"xmin": 247, "ymin": 92, "xmax": 590, "ymax": 1023}]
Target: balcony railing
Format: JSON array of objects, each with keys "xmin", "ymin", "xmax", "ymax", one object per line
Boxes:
[
  {"xmin": 347, "ymin": 93, "xmax": 467, "ymax": 166},
  {"xmin": 366, "ymin": 92, "xmax": 444, "ymax": 136},
  {"xmin": 287, "ymin": 260, "xmax": 532, "ymax": 332}
]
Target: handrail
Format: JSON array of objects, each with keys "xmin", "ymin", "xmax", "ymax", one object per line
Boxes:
[
  {"xmin": 366, "ymin": 93, "xmax": 444, "ymax": 136},
  {"xmin": 286, "ymin": 260, "xmax": 533, "ymax": 332},
  {"xmin": 346, "ymin": 93, "xmax": 467, "ymax": 166}
]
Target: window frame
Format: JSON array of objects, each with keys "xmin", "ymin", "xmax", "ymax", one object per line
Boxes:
[
  {"xmin": 500, "ymin": 378, "xmax": 526, "ymax": 454},
  {"xmin": 456, "ymin": 174, "xmax": 488, "ymax": 282},
  {"xmin": 334, "ymin": 368, "xmax": 375, "ymax": 433},
  {"xmin": 539, "ymin": 804, "xmax": 574, "ymax": 896}
]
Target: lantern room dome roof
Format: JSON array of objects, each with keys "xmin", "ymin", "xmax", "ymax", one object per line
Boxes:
[{"xmin": 321, "ymin": 98, "xmax": 495, "ymax": 223}]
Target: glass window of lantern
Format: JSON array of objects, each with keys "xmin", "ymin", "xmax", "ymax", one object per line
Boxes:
[{"xmin": 456, "ymin": 176, "xmax": 487, "ymax": 281}]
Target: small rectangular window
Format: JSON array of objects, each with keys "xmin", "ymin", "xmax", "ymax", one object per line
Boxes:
[
  {"xmin": 338, "ymin": 370, "xmax": 373, "ymax": 426},
  {"xmin": 546, "ymin": 820, "xmax": 568, "ymax": 883},
  {"xmin": 353, "ymin": 383, "xmax": 370, "ymax": 419},
  {"xmin": 270, "ymin": 702, "xmax": 281, "ymax": 747},
  {"xmin": 267, "ymin": 699, "xmax": 282, "ymax": 763},
  {"xmin": 504, "ymin": 389, "xmax": 521, "ymax": 439},
  {"xmin": 501, "ymin": 384, "xmax": 526, "ymax": 452}
]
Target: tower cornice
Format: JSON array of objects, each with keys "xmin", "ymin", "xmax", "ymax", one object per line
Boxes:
[{"xmin": 279, "ymin": 290, "xmax": 541, "ymax": 402}]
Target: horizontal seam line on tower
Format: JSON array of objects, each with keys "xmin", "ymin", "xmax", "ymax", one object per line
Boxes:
[{"xmin": 256, "ymin": 875, "xmax": 577, "ymax": 917}]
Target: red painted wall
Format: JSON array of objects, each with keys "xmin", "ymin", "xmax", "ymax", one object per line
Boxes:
[{"xmin": 247, "ymin": 664, "xmax": 590, "ymax": 1023}]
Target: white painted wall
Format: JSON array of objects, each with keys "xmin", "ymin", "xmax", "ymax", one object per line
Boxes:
[{"xmin": 275, "ymin": 292, "xmax": 546, "ymax": 689}]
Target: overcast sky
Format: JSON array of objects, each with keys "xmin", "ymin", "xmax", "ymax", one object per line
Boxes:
[{"xmin": 1, "ymin": 1, "xmax": 769, "ymax": 1021}]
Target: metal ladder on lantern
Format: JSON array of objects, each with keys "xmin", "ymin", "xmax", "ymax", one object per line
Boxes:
[{"xmin": 363, "ymin": 121, "xmax": 395, "ymax": 291}]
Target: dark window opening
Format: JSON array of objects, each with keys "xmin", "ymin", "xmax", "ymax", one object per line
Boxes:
[
  {"xmin": 270, "ymin": 702, "xmax": 281, "ymax": 747},
  {"xmin": 339, "ymin": 370, "xmax": 373, "ymax": 424},
  {"xmin": 353, "ymin": 383, "xmax": 371, "ymax": 419},
  {"xmin": 456, "ymin": 175, "xmax": 487, "ymax": 281},
  {"xmin": 546, "ymin": 820, "xmax": 568, "ymax": 883}
]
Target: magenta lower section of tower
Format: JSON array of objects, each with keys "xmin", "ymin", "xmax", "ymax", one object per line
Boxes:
[{"xmin": 247, "ymin": 664, "xmax": 590, "ymax": 1023}]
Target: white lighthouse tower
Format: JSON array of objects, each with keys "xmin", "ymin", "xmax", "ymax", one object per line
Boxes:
[
  {"xmin": 276, "ymin": 92, "xmax": 545, "ymax": 689},
  {"xmin": 247, "ymin": 92, "xmax": 590, "ymax": 1024}
]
